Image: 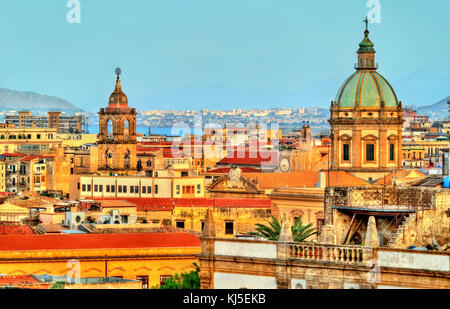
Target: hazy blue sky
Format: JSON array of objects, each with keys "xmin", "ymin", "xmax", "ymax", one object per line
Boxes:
[{"xmin": 0, "ymin": 0, "xmax": 449, "ymax": 111}]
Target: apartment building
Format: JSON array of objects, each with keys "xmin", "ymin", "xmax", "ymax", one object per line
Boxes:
[{"xmin": 69, "ymin": 175, "xmax": 206, "ymax": 200}]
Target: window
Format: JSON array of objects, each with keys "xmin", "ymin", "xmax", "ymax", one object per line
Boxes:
[
  {"xmin": 111, "ymin": 185, "xmax": 115, "ymax": 193},
  {"xmin": 176, "ymin": 185, "xmax": 180, "ymax": 195},
  {"xmin": 94, "ymin": 185, "xmax": 98, "ymax": 192},
  {"xmin": 123, "ymin": 186, "xmax": 127, "ymax": 193},
  {"xmin": 118, "ymin": 185, "xmax": 122, "ymax": 193},
  {"xmin": 317, "ymin": 219, "xmax": 324, "ymax": 235},
  {"xmin": 389, "ymin": 144, "xmax": 395, "ymax": 161},
  {"xmin": 87, "ymin": 184, "xmax": 91, "ymax": 191},
  {"xmin": 154, "ymin": 185, "xmax": 158, "ymax": 194},
  {"xmin": 142, "ymin": 186, "xmax": 146, "ymax": 194},
  {"xmin": 82, "ymin": 184, "xmax": 86, "ymax": 192},
  {"xmin": 106, "ymin": 185, "xmax": 110, "ymax": 193},
  {"xmin": 160, "ymin": 275, "xmax": 172, "ymax": 286},
  {"xmin": 99, "ymin": 185, "xmax": 103, "ymax": 192},
  {"xmin": 197, "ymin": 184, "xmax": 201, "ymax": 194},
  {"xmin": 135, "ymin": 186, "xmax": 139, "ymax": 193},
  {"xmin": 366, "ymin": 144, "xmax": 375, "ymax": 161},
  {"xmin": 343, "ymin": 144, "xmax": 350, "ymax": 161},
  {"xmin": 225, "ymin": 221, "xmax": 234, "ymax": 235},
  {"xmin": 147, "ymin": 186, "xmax": 152, "ymax": 194},
  {"xmin": 176, "ymin": 221, "xmax": 185, "ymax": 229},
  {"xmin": 77, "ymin": 183, "xmax": 80, "ymax": 190},
  {"xmin": 136, "ymin": 276, "xmax": 149, "ymax": 289},
  {"xmin": 201, "ymin": 221, "xmax": 205, "ymax": 231},
  {"xmin": 130, "ymin": 186, "xmax": 134, "ymax": 193}
]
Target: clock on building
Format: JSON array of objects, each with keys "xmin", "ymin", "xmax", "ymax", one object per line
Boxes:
[{"xmin": 279, "ymin": 157, "xmax": 290, "ymax": 173}]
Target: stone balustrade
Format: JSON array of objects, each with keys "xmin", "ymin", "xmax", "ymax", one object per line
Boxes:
[{"xmin": 288, "ymin": 242, "xmax": 372, "ymax": 265}]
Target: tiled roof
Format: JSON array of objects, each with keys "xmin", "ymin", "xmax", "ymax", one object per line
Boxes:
[
  {"xmin": 244, "ymin": 171, "xmax": 370, "ymax": 189},
  {"xmin": 374, "ymin": 170, "xmax": 426, "ymax": 186},
  {"xmin": 217, "ymin": 150, "xmax": 279, "ymax": 166},
  {"xmin": 0, "ymin": 153, "xmax": 27, "ymax": 157},
  {"xmin": 20, "ymin": 155, "xmax": 40, "ymax": 162},
  {"xmin": 95, "ymin": 197, "xmax": 272, "ymax": 211},
  {"xmin": 206, "ymin": 167, "xmax": 262, "ymax": 174},
  {"xmin": 95, "ymin": 199, "xmax": 137, "ymax": 208},
  {"xmin": 0, "ymin": 225, "xmax": 35, "ymax": 235},
  {"xmin": 0, "ymin": 275, "xmax": 39, "ymax": 286},
  {"xmin": 0, "ymin": 232, "xmax": 200, "ymax": 251}
]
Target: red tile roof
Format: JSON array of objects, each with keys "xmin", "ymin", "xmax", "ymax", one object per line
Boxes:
[
  {"xmin": 0, "ymin": 232, "xmax": 200, "ymax": 251},
  {"xmin": 206, "ymin": 167, "xmax": 262, "ymax": 174},
  {"xmin": 94, "ymin": 197, "xmax": 272, "ymax": 211},
  {"xmin": 0, "ymin": 225, "xmax": 35, "ymax": 235},
  {"xmin": 217, "ymin": 150, "xmax": 279, "ymax": 166},
  {"xmin": 0, "ymin": 275, "xmax": 44, "ymax": 286},
  {"xmin": 244, "ymin": 171, "xmax": 370, "ymax": 189},
  {"xmin": 1, "ymin": 153, "xmax": 27, "ymax": 157},
  {"xmin": 20, "ymin": 155, "xmax": 40, "ymax": 162}
]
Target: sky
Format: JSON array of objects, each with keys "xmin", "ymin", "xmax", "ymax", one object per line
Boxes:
[{"xmin": 0, "ymin": 0, "xmax": 449, "ymax": 112}]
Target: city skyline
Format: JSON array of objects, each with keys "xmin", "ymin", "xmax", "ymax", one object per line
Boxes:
[{"xmin": 0, "ymin": 0, "xmax": 449, "ymax": 112}]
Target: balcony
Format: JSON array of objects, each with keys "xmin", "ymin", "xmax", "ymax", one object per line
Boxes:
[{"xmin": 326, "ymin": 186, "xmax": 436, "ymax": 212}]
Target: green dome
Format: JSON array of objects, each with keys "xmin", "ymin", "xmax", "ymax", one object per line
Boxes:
[{"xmin": 335, "ymin": 71, "xmax": 399, "ymax": 109}]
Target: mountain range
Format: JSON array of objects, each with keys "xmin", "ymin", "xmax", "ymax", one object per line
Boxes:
[{"xmin": 0, "ymin": 88, "xmax": 83, "ymax": 114}]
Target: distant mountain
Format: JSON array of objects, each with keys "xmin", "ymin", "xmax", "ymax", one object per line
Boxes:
[
  {"xmin": 416, "ymin": 95, "xmax": 450, "ymax": 119},
  {"xmin": 0, "ymin": 88, "xmax": 83, "ymax": 114},
  {"xmin": 390, "ymin": 69, "xmax": 450, "ymax": 108},
  {"xmin": 131, "ymin": 81, "xmax": 340, "ymax": 111}
]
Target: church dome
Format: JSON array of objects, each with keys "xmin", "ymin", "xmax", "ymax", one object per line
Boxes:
[
  {"xmin": 333, "ymin": 27, "xmax": 399, "ymax": 110},
  {"xmin": 335, "ymin": 71, "xmax": 399, "ymax": 109},
  {"xmin": 106, "ymin": 75, "xmax": 131, "ymax": 113}
]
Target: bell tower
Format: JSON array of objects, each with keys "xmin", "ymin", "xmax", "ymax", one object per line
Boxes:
[{"xmin": 98, "ymin": 68, "xmax": 137, "ymax": 172}]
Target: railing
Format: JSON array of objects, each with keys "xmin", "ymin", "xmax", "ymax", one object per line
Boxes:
[
  {"xmin": 328, "ymin": 187, "xmax": 435, "ymax": 211},
  {"xmin": 288, "ymin": 242, "xmax": 371, "ymax": 265}
]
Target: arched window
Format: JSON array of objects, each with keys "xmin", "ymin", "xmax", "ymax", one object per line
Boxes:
[
  {"xmin": 124, "ymin": 119, "xmax": 130, "ymax": 139},
  {"xmin": 124, "ymin": 150, "xmax": 131, "ymax": 169},
  {"xmin": 105, "ymin": 149, "xmax": 113, "ymax": 169},
  {"xmin": 107, "ymin": 120, "xmax": 113, "ymax": 138}
]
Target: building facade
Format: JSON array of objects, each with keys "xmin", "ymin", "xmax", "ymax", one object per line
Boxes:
[
  {"xmin": 329, "ymin": 26, "xmax": 404, "ymax": 176},
  {"xmin": 98, "ymin": 70, "xmax": 137, "ymax": 173}
]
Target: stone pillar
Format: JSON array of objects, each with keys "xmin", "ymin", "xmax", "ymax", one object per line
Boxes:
[
  {"xmin": 275, "ymin": 215, "xmax": 292, "ymax": 289},
  {"xmin": 199, "ymin": 209, "xmax": 216, "ymax": 289},
  {"xmin": 379, "ymin": 129, "xmax": 387, "ymax": 169},
  {"xmin": 364, "ymin": 216, "xmax": 379, "ymax": 247},
  {"xmin": 353, "ymin": 129, "xmax": 362, "ymax": 169}
]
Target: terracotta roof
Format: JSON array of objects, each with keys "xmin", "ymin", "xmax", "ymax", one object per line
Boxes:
[
  {"xmin": 374, "ymin": 170, "xmax": 426, "ymax": 186},
  {"xmin": 0, "ymin": 275, "xmax": 39, "ymax": 286},
  {"xmin": 206, "ymin": 167, "xmax": 262, "ymax": 174},
  {"xmin": 0, "ymin": 225, "xmax": 35, "ymax": 235},
  {"xmin": 20, "ymin": 155, "xmax": 40, "ymax": 162},
  {"xmin": 94, "ymin": 197, "xmax": 272, "ymax": 211},
  {"xmin": 95, "ymin": 200, "xmax": 137, "ymax": 208},
  {"xmin": 244, "ymin": 171, "xmax": 370, "ymax": 189},
  {"xmin": 0, "ymin": 232, "xmax": 200, "ymax": 251},
  {"xmin": 217, "ymin": 150, "xmax": 279, "ymax": 166},
  {"xmin": 0, "ymin": 153, "xmax": 27, "ymax": 157}
]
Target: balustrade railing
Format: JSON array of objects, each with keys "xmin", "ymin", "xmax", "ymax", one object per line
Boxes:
[{"xmin": 288, "ymin": 243, "xmax": 371, "ymax": 265}]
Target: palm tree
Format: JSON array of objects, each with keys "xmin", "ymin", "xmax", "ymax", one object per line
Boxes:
[{"xmin": 250, "ymin": 215, "xmax": 317, "ymax": 242}]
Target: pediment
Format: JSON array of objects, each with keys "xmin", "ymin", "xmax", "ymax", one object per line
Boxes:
[
  {"xmin": 208, "ymin": 174, "xmax": 261, "ymax": 193},
  {"xmin": 361, "ymin": 134, "xmax": 378, "ymax": 141},
  {"xmin": 338, "ymin": 134, "xmax": 352, "ymax": 141}
]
